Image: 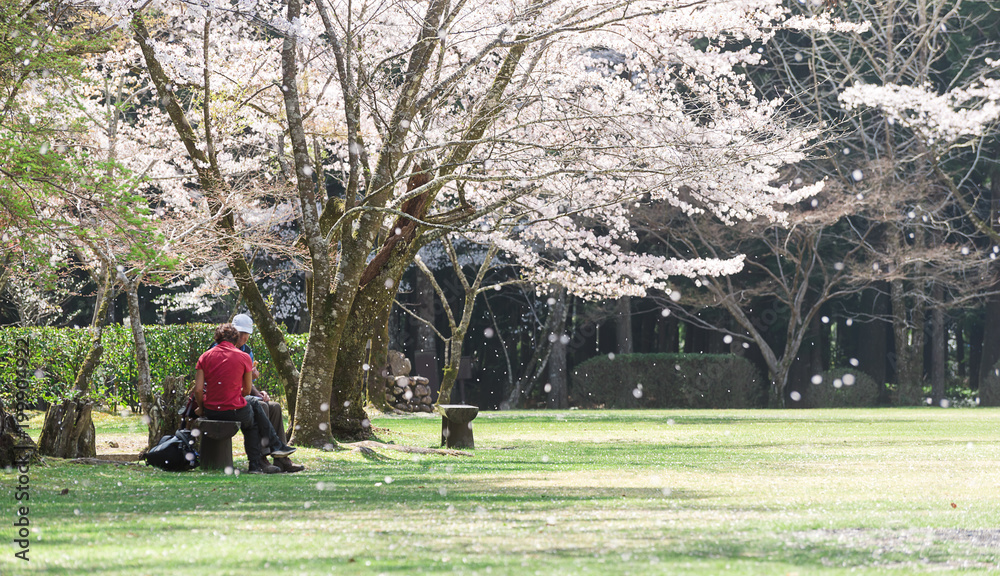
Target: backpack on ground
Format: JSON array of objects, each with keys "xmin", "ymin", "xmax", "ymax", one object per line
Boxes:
[{"xmin": 144, "ymin": 429, "xmax": 199, "ymax": 471}]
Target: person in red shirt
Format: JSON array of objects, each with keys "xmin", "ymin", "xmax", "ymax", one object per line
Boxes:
[{"xmin": 194, "ymin": 323, "xmax": 279, "ymax": 474}]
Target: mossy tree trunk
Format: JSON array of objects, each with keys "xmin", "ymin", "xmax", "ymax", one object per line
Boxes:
[
  {"xmin": 330, "ymin": 239, "xmax": 419, "ymax": 437},
  {"xmin": 124, "ymin": 277, "xmax": 161, "ymax": 448}
]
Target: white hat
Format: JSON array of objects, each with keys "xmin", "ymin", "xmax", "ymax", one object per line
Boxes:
[{"xmin": 232, "ymin": 313, "xmax": 254, "ymax": 334}]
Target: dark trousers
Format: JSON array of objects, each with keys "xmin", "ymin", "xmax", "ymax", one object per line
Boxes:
[
  {"xmin": 203, "ymin": 405, "xmax": 261, "ymax": 464},
  {"xmin": 244, "ymin": 396, "xmax": 284, "ymax": 455},
  {"xmin": 263, "ymin": 400, "xmax": 287, "ymax": 445}
]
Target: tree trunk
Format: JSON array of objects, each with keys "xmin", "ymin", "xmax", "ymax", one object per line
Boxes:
[
  {"xmin": 767, "ymin": 361, "xmax": 794, "ymax": 409},
  {"xmin": 658, "ymin": 314, "xmax": 678, "ymax": 352},
  {"xmin": 125, "ymin": 278, "xmax": 160, "ymax": 448},
  {"xmin": 855, "ymin": 286, "xmax": 890, "ymax": 400},
  {"xmin": 891, "ymin": 278, "xmax": 925, "ymax": 405},
  {"xmin": 37, "ymin": 399, "xmax": 96, "ymax": 459},
  {"xmin": 930, "ymin": 284, "xmax": 946, "ymax": 406},
  {"xmin": 150, "ymin": 376, "xmax": 187, "ymax": 447},
  {"xmin": 366, "ymin": 319, "xmax": 393, "ymax": 412},
  {"xmin": 438, "ymin": 338, "xmax": 464, "ymax": 406},
  {"xmin": 969, "ymin": 315, "xmax": 983, "ymax": 391},
  {"xmin": 808, "ymin": 314, "xmax": 823, "ymax": 376},
  {"xmin": 977, "ymin": 284, "xmax": 1000, "ymax": 404},
  {"xmin": 328, "ymin": 267, "xmax": 401, "ymax": 438},
  {"xmin": 956, "ymin": 321, "xmax": 965, "ymax": 380},
  {"xmin": 1, "ymin": 397, "xmax": 37, "ymax": 469},
  {"xmin": 616, "ymin": 296, "xmax": 633, "ymax": 355},
  {"xmin": 499, "ymin": 285, "xmax": 567, "ymax": 409},
  {"xmin": 979, "ymin": 154, "xmax": 1000, "ymax": 404},
  {"xmin": 546, "ymin": 287, "xmax": 569, "ymax": 409}
]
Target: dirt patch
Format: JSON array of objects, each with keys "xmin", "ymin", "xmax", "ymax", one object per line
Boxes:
[{"xmin": 95, "ymin": 432, "xmax": 148, "ymax": 456}]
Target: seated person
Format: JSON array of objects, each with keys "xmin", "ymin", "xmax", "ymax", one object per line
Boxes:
[
  {"xmin": 195, "ymin": 323, "xmax": 285, "ymax": 474},
  {"xmin": 231, "ymin": 313, "xmax": 303, "ymax": 473}
]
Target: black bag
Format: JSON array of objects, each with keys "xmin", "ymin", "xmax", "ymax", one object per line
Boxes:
[
  {"xmin": 178, "ymin": 395, "xmax": 198, "ymax": 427},
  {"xmin": 144, "ymin": 429, "xmax": 199, "ymax": 471}
]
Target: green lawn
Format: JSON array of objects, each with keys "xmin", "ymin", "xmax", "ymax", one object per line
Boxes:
[{"xmin": 2, "ymin": 409, "xmax": 999, "ymax": 575}]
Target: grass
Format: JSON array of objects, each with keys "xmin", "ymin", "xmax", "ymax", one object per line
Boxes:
[{"xmin": 2, "ymin": 408, "xmax": 999, "ymax": 575}]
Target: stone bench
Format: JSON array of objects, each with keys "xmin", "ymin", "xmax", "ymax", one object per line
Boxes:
[
  {"xmin": 439, "ymin": 404, "xmax": 479, "ymax": 449},
  {"xmin": 190, "ymin": 419, "xmax": 241, "ymax": 470}
]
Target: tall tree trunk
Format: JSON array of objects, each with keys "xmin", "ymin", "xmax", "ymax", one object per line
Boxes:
[
  {"xmin": 546, "ymin": 287, "xmax": 569, "ymax": 409},
  {"xmin": 968, "ymin": 315, "xmax": 983, "ymax": 391},
  {"xmin": 124, "ymin": 278, "xmax": 161, "ymax": 448},
  {"xmin": 930, "ymin": 284, "xmax": 946, "ymax": 406},
  {"xmin": 956, "ymin": 320, "xmax": 965, "ymax": 379},
  {"xmin": 366, "ymin": 319, "xmax": 392, "ymax": 412},
  {"xmin": 658, "ymin": 314, "xmax": 678, "ymax": 352},
  {"xmin": 978, "ymin": 150, "xmax": 1000, "ymax": 404},
  {"xmin": 808, "ymin": 314, "xmax": 823, "ymax": 375},
  {"xmin": 38, "ymin": 264, "xmax": 113, "ymax": 458},
  {"xmin": 329, "ymin": 255, "xmax": 408, "ymax": 438},
  {"xmin": 616, "ymin": 296, "xmax": 633, "ymax": 355},
  {"xmin": 856, "ymin": 286, "xmax": 890, "ymax": 400},
  {"xmin": 977, "ymin": 282, "xmax": 1000, "ymax": 404},
  {"xmin": 891, "ymin": 278, "xmax": 925, "ymax": 405}
]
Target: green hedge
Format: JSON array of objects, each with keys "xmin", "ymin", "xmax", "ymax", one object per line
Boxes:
[
  {"xmin": 791, "ymin": 368, "xmax": 879, "ymax": 408},
  {"xmin": 571, "ymin": 353, "xmax": 765, "ymax": 409},
  {"xmin": 0, "ymin": 325, "xmax": 307, "ymax": 411}
]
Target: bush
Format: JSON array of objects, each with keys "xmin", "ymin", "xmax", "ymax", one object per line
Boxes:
[
  {"xmin": 571, "ymin": 353, "xmax": 765, "ymax": 409},
  {"xmin": 791, "ymin": 368, "xmax": 879, "ymax": 408},
  {"xmin": 0, "ymin": 325, "xmax": 308, "ymax": 411}
]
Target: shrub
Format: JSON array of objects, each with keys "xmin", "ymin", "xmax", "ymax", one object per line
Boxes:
[
  {"xmin": 0, "ymin": 325, "xmax": 308, "ymax": 411},
  {"xmin": 571, "ymin": 353, "xmax": 765, "ymax": 409},
  {"xmin": 791, "ymin": 368, "xmax": 879, "ymax": 408}
]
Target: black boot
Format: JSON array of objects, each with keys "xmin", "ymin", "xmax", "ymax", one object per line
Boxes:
[{"xmin": 248, "ymin": 458, "xmax": 281, "ymax": 474}]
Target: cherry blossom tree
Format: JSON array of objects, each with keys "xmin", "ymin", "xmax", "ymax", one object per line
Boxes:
[{"xmin": 87, "ymin": 0, "xmax": 862, "ymax": 442}]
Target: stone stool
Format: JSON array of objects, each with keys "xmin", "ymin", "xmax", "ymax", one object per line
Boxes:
[
  {"xmin": 191, "ymin": 419, "xmax": 241, "ymax": 470},
  {"xmin": 439, "ymin": 404, "xmax": 479, "ymax": 449}
]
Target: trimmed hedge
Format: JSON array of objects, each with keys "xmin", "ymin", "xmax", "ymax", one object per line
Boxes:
[
  {"xmin": 571, "ymin": 353, "xmax": 765, "ymax": 409},
  {"xmin": 0, "ymin": 325, "xmax": 307, "ymax": 411},
  {"xmin": 791, "ymin": 368, "xmax": 879, "ymax": 408}
]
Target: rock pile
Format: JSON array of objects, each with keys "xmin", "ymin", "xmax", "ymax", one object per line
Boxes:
[{"xmin": 383, "ymin": 350, "xmax": 434, "ymax": 412}]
